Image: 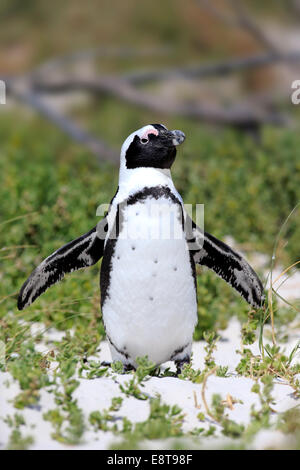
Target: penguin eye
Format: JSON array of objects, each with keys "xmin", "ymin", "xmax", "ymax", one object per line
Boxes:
[{"xmin": 141, "ymin": 138, "xmax": 149, "ymax": 144}]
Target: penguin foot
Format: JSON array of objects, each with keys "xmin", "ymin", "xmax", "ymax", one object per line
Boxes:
[
  {"xmin": 175, "ymin": 357, "xmax": 191, "ymax": 376},
  {"xmin": 123, "ymin": 363, "xmax": 136, "ymax": 373},
  {"xmin": 100, "ymin": 361, "xmax": 111, "ymax": 367},
  {"xmin": 100, "ymin": 361, "xmax": 136, "ymax": 373}
]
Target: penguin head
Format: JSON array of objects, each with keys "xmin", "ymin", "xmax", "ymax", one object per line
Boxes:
[{"xmin": 120, "ymin": 124, "xmax": 185, "ymax": 170}]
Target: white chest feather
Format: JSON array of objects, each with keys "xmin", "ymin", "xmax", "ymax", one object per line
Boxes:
[{"xmin": 102, "ymin": 193, "xmax": 197, "ymax": 366}]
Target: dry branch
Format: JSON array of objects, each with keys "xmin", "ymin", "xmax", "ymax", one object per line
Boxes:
[
  {"xmin": 33, "ymin": 75, "xmax": 287, "ymax": 128},
  {"xmin": 4, "ymin": 78, "xmax": 119, "ymax": 164},
  {"xmin": 123, "ymin": 51, "xmax": 300, "ymax": 85},
  {"xmin": 3, "ymin": 35, "xmax": 299, "ymax": 164}
]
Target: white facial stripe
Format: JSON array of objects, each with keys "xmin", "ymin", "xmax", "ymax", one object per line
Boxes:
[
  {"xmin": 141, "ymin": 127, "xmax": 159, "ymax": 140},
  {"xmin": 120, "ymin": 125, "xmax": 161, "ymax": 163}
]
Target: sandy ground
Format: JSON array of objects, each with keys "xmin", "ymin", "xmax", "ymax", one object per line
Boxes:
[
  {"xmin": 0, "ymin": 315, "xmax": 299, "ymax": 450},
  {"xmin": 1, "ymin": 256, "xmax": 299, "ymax": 450}
]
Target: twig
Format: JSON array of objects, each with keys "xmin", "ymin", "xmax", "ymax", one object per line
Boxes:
[
  {"xmin": 272, "ymin": 260, "xmax": 300, "ymax": 286},
  {"xmin": 1, "ymin": 245, "xmax": 37, "ymax": 251},
  {"xmin": 193, "ymin": 390, "xmax": 201, "ymax": 409},
  {"xmin": 0, "ymin": 211, "xmax": 39, "ymax": 227},
  {"xmin": 201, "ymin": 366, "xmax": 219, "ymax": 422},
  {"xmin": 268, "ymin": 287, "xmax": 277, "ymax": 346},
  {"xmin": 0, "ymin": 291, "xmax": 19, "ymax": 304}
]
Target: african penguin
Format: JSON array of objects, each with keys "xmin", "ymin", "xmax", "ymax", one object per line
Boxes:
[{"xmin": 18, "ymin": 124, "xmax": 265, "ymax": 373}]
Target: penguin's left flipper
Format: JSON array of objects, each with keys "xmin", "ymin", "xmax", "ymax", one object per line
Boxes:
[
  {"xmin": 18, "ymin": 218, "xmax": 107, "ymax": 310},
  {"xmin": 188, "ymin": 220, "xmax": 265, "ymax": 309}
]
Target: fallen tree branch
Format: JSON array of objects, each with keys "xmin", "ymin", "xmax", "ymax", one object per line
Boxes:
[
  {"xmin": 122, "ymin": 51, "xmax": 300, "ymax": 85},
  {"xmin": 3, "ymin": 44, "xmax": 298, "ymax": 162},
  {"xmin": 32, "ymin": 74, "xmax": 287, "ymax": 128},
  {"xmin": 4, "ymin": 78, "xmax": 119, "ymax": 164}
]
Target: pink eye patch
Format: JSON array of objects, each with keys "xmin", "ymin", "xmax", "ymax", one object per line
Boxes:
[{"xmin": 141, "ymin": 128, "xmax": 159, "ymax": 140}]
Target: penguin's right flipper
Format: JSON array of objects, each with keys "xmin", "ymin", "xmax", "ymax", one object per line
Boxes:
[
  {"xmin": 18, "ymin": 218, "xmax": 107, "ymax": 310},
  {"xmin": 187, "ymin": 219, "xmax": 265, "ymax": 309}
]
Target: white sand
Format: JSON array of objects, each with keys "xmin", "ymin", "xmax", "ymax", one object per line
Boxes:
[
  {"xmin": 1, "ymin": 247, "xmax": 299, "ymax": 450},
  {"xmin": 1, "ymin": 316, "xmax": 299, "ymax": 450}
]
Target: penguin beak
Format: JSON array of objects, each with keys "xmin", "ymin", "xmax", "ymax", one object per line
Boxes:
[{"xmin": 170, "ymin": 130, "xmax": 186, "ymax": 146}]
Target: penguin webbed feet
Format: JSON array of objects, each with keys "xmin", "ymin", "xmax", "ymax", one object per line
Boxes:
[
  {"xmin": 100, "ymin": 361, "xmax": 112, "ymax": 368},
  {"xmin": 100, "ymin": 360, "xmax": 191, "ymax": 376},
  {"xmin": 175, "ymin": 357, "xmax": 191, "ymax": 377},
  {"xmin": 100, "ymin": 361, "xmax": 136, "ymax": 374},
  {"xmin": 123, "ymin": 363, "xmax": 136, "ymax": 373}
]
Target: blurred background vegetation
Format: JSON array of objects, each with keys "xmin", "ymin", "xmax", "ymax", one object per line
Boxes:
[{"xmin": 0, "ymin": 0, "xmax": 299, "ymax": 341}]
